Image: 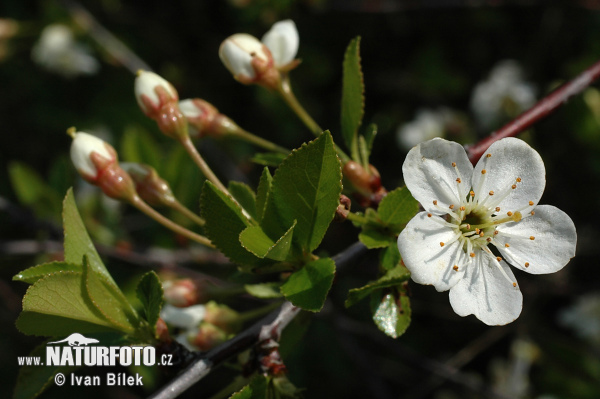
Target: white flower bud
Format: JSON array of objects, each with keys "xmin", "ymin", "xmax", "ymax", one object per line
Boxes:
[
  {"xmin": 69, "ymin": 131, "xmax": 114, "ymax": 180},
  {"xmin": 134, "ymin": 70, "xmax": 178, "ymax": 115},
  {"xmin": 219, "ymin": 33, "xmax": 270, "ymax": 80},
  {"xmin": 262, "ymin": 20, "xmax": 299, "ymax": 67},
  {"xmin": 160, "ymin": 304, "xmax": 206, "ymax": 330}
]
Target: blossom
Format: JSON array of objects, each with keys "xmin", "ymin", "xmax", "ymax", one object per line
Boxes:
[
  {"xmin": 134, "ymin": 70, "xmax": 178, "ymax": 117},
  {"xmin": 261, "ymin": 20, "xmax": 299, "ymax": 68},
  {"xmin": 31, "ymin": 24, "xmax": 99, "ymax": 78},
  {"xmin": 397, "ymin": 138, "xmax": 576, "ymax": 325},
  {"xmin": 396, "ymin": 108, "xmax": 452, "ymax": 150}
]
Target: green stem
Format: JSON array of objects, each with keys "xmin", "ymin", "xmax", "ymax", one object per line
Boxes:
[
  {"xmin": 346, "ymin": 211, "xmax": 370, "ymax": 225},
  {"xmin": 131, "ymin": 196, "xmax": 214, "ymax": 248},
  {"xmin": 237, "ymin": 301, "xmax": 283, "ymax": 323},
  {"xmin": 169, "ymin": 199, "xmax": 206, "ymax": 227},
  {"xmin": 180, "ymin": 136, "xmax": 229, "ymax": 195},
  {"xmin": 230, "ymin": 127, "xmax": 290, "ymax": 155}
]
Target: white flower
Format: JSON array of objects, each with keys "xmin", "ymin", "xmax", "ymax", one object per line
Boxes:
[
  {"xmin": 69, "ymin": 131, "xmax": 115, "ymax": 181},
  {"xmin": 219, "ymin": 33, "xmax": 271, "ymax": 80},
  {"xmin": 396, "ymin": 108, "xmax": 449, "ymax": 150},
  {"xmin": 134, "ymin": 70, "xmax": 178, "ymax": 116},
  {"xmin": 31, "ymin": 24, "xmax": 99, "ymax": 78},
  {"xmin": 558, "ymin": 293, "xmax": 600, "ymax": 347},
  {"xmin": 470, "ymin": 60, "xmax": 536, "ymax": 129},
  {"xmin": 261, "ymin": 20, "xmax": 299, "ymax": 67},
  {"xmin": 397, "ymin": 138, "xmax": 576, "ymax": 325},
  {"xmin": 160, "ymin": 304, "xmax": 206, "ymax": 330}
]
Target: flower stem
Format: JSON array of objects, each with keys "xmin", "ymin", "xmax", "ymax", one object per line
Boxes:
[
  {"xmin": 131, "ymin": 195, "xmax": 214, "ymax": 248},
  {"xmin": 180, "ymin": 136, "xmax": 229, "ymax": 195},
  {"xmin": 346, "ymin": 211, "xmax": 371, "ymax": 225},
  {"xmin": 169, "ymin": 199, "xmax": 206, "ymax": 227},
  {"xmin": 230, "ymin": 127, "xmax": 290, "ymax": 154},
  {"xmin": 237, "ymin": 301, "xmax": 284, "ymax": 323}
]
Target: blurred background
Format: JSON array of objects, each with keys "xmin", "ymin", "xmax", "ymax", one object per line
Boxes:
[{"xmin": 2, "ymin": 0, "xmax": 600, "ymax": 398}]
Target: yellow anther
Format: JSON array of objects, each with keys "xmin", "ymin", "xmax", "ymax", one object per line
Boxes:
[
  {"xmin": 530, "ymin": 211, "xmax": 535, "ymax": 215},
  {"xmin": 507, "ymin": 211, "xmax": 513, "ymax": 216},
  {"xmin": 479, "ymin": 232, "xmax": 484, "ymax": 237},
  {"xmin": 481, "ymin": 169, "xmax": 487, "ymax": 174},
  {"xmin": 516, "ymin": 177, "xmax": 522, "ymax": 182},
  {"xmin": 530, "ymin": 236, "xmax": 535, "ymax": 240},
  {"xmin": 427, "ymin": 213, "xmax": 432, "ymax": 217},
  {"xmin": 433, "ymin": 200, "xmax": 438, "ymax": 205},
  {"xmin": 453, "ymin": 265, "xmax": 459, "ymax": 271},
  {"xmin": 475, "ymin": 228, "xmax": 480, "ymax": 234},
  {"xmin": 529, "ymin": 201, "xmax": 534, "ymax": 206},
  {"xmin": 525, "ymin": 262, "xmax": 530, "ymax": 267},
  {"xmin": 460, "ymin": 206, "xmax": 466, "ymax": 211},
  {"xmin": 495, "ymin": 207, "xmax": 501, "ymax": 212},
  {"xmin": 470, "ymin": 191, "xmax": 475, "ymax": 197},
  {"xmin": 456, "ymin": 178, "xmax": 462, "ymax": 183},
  {"xmin": 440, "ymin": 242, "xmax": 445, "ymax": 247},
  {"xmin": 452, "ymin": 162, "xmax": 456, "ymax": 167},
  {"xmin": 494, "ymin": 230, "xmax": 499, "ymax": 235},
  {"xmin": 489, "ymin": 190, "xmax": 495, "ymax": 195},
  {"xmin": 486, "ymin": 153, "xmax": 492, "ymax": 158},
  {"xmin": 470, "ymin": 252, "xmax": 476, "ymax": 258},
  {"xmin": 505, "ymin": 243, "xmax": 510, "ymax": 247},
  {"xmin": 496, "ymin": 256, "xmax": 502, "ymax": 262},
  {"xmin": 512, "ymin": 184, "xmax": 517, "ymax": 189},
  {"xmin": 449, "ymin": 204, "xmax": 455, "ymax": 209},
  {"xmin": 486, "ymin": 237, "xmax": 492, "ymax": 242},
  {"xmin": 466, "ymin": 224, "xmax": 471, "ymax": 229},
  {"xmin": 512, "ymin": 282, "xmax": 517, "ymax": 287}
]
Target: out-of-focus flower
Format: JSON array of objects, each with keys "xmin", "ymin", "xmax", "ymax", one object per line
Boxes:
[
  {"xmin": 160, "ymin": 304, "xmax": 206, "ymax": 330},
  {"xmin": 31, "ymin": 24, "xmax": 99, "ymax": 78},
  {"xmin": 178, "ymin": 98, "xmax": 238, "ymax": 139},
  {"xmin": 490, "ymin": 338, "xmax": 540, "ymax": 398},
  {"xmin": 470, "ymin": 60, "xmax": 536, "ymax": 130},
  {"xmin": 162, "ymin": 278, "xmax": 200, "ymax": 308},
  {"xmin": 261, "ymin": 20, "xmax": 299, "ymax": 68},
  {"xmin": 396, "ymin": 108, "xmax": 456, "ymax": 150},
  {"xmin": 120, "ymin": 163, "xmax": 175, "ymax": 207},
  {"xmin": 559, "ymin": 292, "xmax": 600, "ymax": 347},
  {"xmin": 398, "ymin": 138, "xmax": 576, "ymax": 325}
]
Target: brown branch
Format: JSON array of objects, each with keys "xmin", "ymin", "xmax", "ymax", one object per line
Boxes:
[{"xmin": 466, "ymin": 57, "xmax": 600, "ymax": 163}]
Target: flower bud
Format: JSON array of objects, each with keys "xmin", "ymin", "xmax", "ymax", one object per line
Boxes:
[
  {"xmin": 189, "ymin": 322, "xmax": 228, "ymax": 351},
  {"xmin": 261, "ymin": 20, "xmax": 299, "ymax": 69},
  {"xmin": 219, "ymin": 33, "xmax": 280, "ymax": 89},
  {"xmin": 179, "ymin": 98, "xmax": 238, "ymax": 139},
  {"xmin": 163, "ymin": 278, "xmax": 200, "ymax": 307},
  {"xmin": 69, "ymin": 129, "xmax": 136, "ymax": 201},
  {"xmin": 160, "ymin": 304, "xmax": 206, "ymax": 330},
  {"xmin": 120, "ymin": 162, "xmax": 175, "ymax": 207},
  {"xmin": 203, "ymin": 301, "xmax": 241, "ymax": 334}
]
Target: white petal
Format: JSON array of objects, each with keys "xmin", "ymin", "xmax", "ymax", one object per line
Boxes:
[
  {"xmin": 449, "ymin": 255, "xmax": 522, "ymax": 325},
  {"xmin": 471, "ymin": 138, "xmax": 545, "ymax": 215},
  {"xmin": 178, "ymin": 99, "xmax": 201, "ymax": 118},
  {"xmin": 497, "ymin": 205, "xmax": 576, "ymax": 274},
  {"xmin": 402, "ymin": 138, "xmax": 473, "ymax": 213},
  {"xmin": 262, "ymin": 20, "xmax": 299, "ymax": 67},
  {"xmin": 160, "ymin": 304, "xmax": 205, "ymax": 330},
  {"xmin": 70, "ymin": 132, "xmax": 113, "ymax": 178},
  {"xmin": 219, "ymin": 34, "xmax": 266, "ymax": 79},
  {"xmin": 398, "ymin": 212, "xmax": 466, "ymax": 292},
  {"xmin": 134, "ymin": 70, "xmax": 177, "ymax": 113}
]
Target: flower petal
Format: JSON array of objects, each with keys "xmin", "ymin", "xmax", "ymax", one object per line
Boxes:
[
  {"xmin": 449, "ymin": 255, "xmax": 522, "ymax": 325},
  {"xmin": 496, "ymin": 204, "xmax": 576, "ymax": 274},
  {"xmin": 262, "ymin": 20, "xmax": 299, "ymax": 67},
  {"xmin": 398, "ymin": 212, "xmax": 466, "ymax": 292},
  {"xmin": 471, "ymin": 137, "xmax": 545, "ymax": 216},
  {"xmin": 402, "ymin": 138, "xmax": 473, "ymax": 213},
  {"xmin": 219, "ymin": 34, "xmax": 265, "ymax": 79}
]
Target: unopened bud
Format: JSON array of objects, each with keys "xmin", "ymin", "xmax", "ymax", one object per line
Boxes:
[
  {"xmin": 121, "ymin": 162, "xmax": 175, "ymax": 207},
  {"xmin": 178, "ymin": 98, "xmax": 238, "ymax": 139},
  {"xmin": 261, "ymin": 20, "xmax": 299, "ymax": 70},
  {"xmin": 219, "ymin": 34, "xmax": 280, "ymax": 89},
  {"xmin": 334, "ymin": 194, "xmax": 351, "ymax": 222},
  {"xmin": 160, "ymin": 304, "xmax": 206, "ymax": 330},
  {"xmin": 163, "ymin": 278, "xmax": 200, "ymax": 307},
  {"xmin": 190, "ymin": 322, "xmax": 228, "ymax": 351},
  {"xmin": 203, "ymin": 301, "xmax": 241, "ymax": 334},
  {"xmin": 69, "ymin": 129, "xmax": 136, "ymax": 200}
]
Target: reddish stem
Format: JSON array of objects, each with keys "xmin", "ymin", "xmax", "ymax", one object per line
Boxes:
[{"xmin": 466, "ymin": 58, "xmax": 600, "ymax": 164}]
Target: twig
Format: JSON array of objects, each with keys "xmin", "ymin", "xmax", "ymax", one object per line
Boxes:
[
  {"xmin": 466, "ymin": 57, "xmax": 600, "ymax": 163},
  {"xmin": 148, "ymin": 241, "xmax": 369, "ymax": 399}
]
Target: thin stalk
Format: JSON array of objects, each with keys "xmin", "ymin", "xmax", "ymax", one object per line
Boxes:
[
  {"xmin": 131, "ymin": 196, "xmax": 213, "ymax": 248},
  {"xmin": 169, "ymin": 199, "xmax": 205, "ymax": 227},
  {"xmin": 231, "ymin": 127, "xmax": 290, "ymax": 155},
  {"xmin": 180, "ymin": 136, "xmax": 229, "ymax": 195},
  {"xmin": 237, "ymin": 301, "xmax": 284, "ymax": 324},
  {"xmin": 346, "ymin": 211, "xmax": 371, "ymax": 225}
]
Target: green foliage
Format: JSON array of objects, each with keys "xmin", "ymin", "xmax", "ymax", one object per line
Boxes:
[
  {"xmin": 341, "ymin": 36, "xmax": 365, "ymax": 161},
  {"xmin": 239, "ymin": 221, "xmax": 297, "ymax": 261},
  {"xmin": 380, "ymin": 244, "xmax": 402, "ymax": 271},
  {"xmin": 229, "ymin": 181, "xmax": 258, "ymax": 220},
  {"xmin": 244, "ymin": 283, "xmax": 283, "ymax": 299},
  {"xmin": 345, "ymin": 264, "xmax": 411, "ymax": 308},
  {"xmin": 358, "ymin": 227, "xmax": 396, "ymax": 249},
  {"xmin": 136, "ymin": 271, "xmax": 164, "ymax": 333},
  {"xmin": 251, "ymin": 152, "xmax": 287, "ymax": 167},
  {"xmin": 255, "ymin": 167, "xmax": 273, "ymax": 223},
  {"xmin": 230, "ymin": 375, "xmax": 268, "ymax": 399},
  {"xmin": 8, "ymin": 161, "xmax": 63, "ymax": 220},
  {"xmin": 370, "ymin": 289, "xmax": 411, "ymax": 339},
  {"xmin": 280, "ymin": 258, "xmax": 335, "ymax": 312},
  {"xmin": 120, "ymin": 125, "xmax": 163, "ymax": 168},
  {"xmin": 271, "ymin": 131, "xmax": 342, "ymax": 254},
  {"xmin": 12, "ymin": 261, "xmax": 80, "ymax": 284}
]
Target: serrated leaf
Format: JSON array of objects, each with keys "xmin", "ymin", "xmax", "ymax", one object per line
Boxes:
[
  {"xmin": 83, "ymin": 257, "xmax": 138, "ymax": 334},
  {"xmin": 358, "ymin": 226, "xmax": 396, "ymax": 249},
  {"xmin": 136, "ymin": 271, "xmax": 164, "ymax": 331},
  {"xmin": 364, "ymin": 123, "xmax": 377, "ymax": 154},
  {"xmin": 62, "ymin": 188, "xmax": 117, "ymax": 287},
  {"xmin": 280, "ymin": 258, "xmax": 335, "ymax": 312},
  {"xmin": 345, "ymin": 265, "xmax": 411, "ymax": 308},
  {"xmin": 244, "ymin": 283, "xmax": 283, "ymax": 299},
  {"xmin": 13, "ymin": 262, "xmax": 81, "ymax": 285},
  {"xmin": 380, "ymin": 244, "xmax": 401, "ymax": 271},
  {"xmin": 8, "ymin": 161, "xmax": 62, "ymax": 219},
  {"xmin": 341, "ymin": 36, "xmax": 364, "ymax": 157},
  {"xmin": 358, "ymin": 135, "xmax": 370, "ymax": 169},
  {"xmin": 201, "ymin": 181, "xmax": 263, "ymax": 267},
  {"xmin": 230, "ymin": 375, "xmax": 268, "ymax": 399},
  {"xmin": 370, "ymin": 290, "xmax": 411, "ymax": 339},
  {"xmin": 13, "ymin": 340, "xmax": 80, "ymax": 399},
  {"xmin": 272, "ymin": 131, "xmax": 342, "ymax": 253},
  {"xmin": 16, "ymin": 271, "xmax": 121, "ymax": 336},
  {"xmin": 121, "ymin": 126, "xmax": 162, "ymax": 169},
  {"xmin": 378, "ymin": 186, "xmax": 419, "ymax": 227},
  {"xmin": 251, "ymin": 152, "xmax": 287, "ymax": 167},
  {"xmin": 229, "ymin": 181, "xmax": 257, "ymax": 220},
  {"xmin": 255, "ymin": 168, "xmax": 273, "ymax": 222},
  {"xmin": 240, "ymin": 221, "xmax": 297, "ymax": 261}
]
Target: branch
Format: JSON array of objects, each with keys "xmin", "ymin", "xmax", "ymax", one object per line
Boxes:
[
  {"xmin": 148, "ymin": 241, "xmax": 368, "ymax": 399},
  {"xmin": 466, "ymin": 57, "xmax": 600, "ymax": 163}
]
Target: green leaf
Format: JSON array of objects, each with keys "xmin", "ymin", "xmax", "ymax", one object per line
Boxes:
[
  {"xmin": 251, "ymin": 152, "xmax": 287, "ymax": 167},
  {"xmin": 380, "ymin": 244, "xmax": 401, "ymax": 271},
  {"xmin": 239, "ymin": 221, "xmax": 297, "ymax": 261},
  {"xmin": 358, "ymin": 135, "xmax": 370, "ymax": 170},
  {"xmin": 341, "ymin": 36, "xmax": 365, "ymax": 157},
  {"xmin": 345, "ymin": 265, "xmax": 411, "ymax": 308},
  {"xmin": 13, "ymin": 262, "xmax": 81, "ymax": 285},
  {"xmin": 364, "ymin": 123, "xmax": 378, "ymax": 154},
  {"xmin": 255, "ymin": 167, "xmax": 273, "ymax": 222},
  {"xmin": 201, "ymin": 181, "xmax": 262, "ymax": 267},
  {"xmin": 83, "ymin": 257, "xmax": 139, "ymax": 334},
  {"xmin": 16, "ymin": 271, "xmax": 122, "ymax": 336},
  {"xmin": 136, "ymin": 271, "xmax": 164, "ymax": 331},
  {"xmin": 244, "ymin": 283, "xmax": 283, "ymax": 299},
  {"xmin": 358, "ymin": 227, "xmax": 396, "ymax": 249},
  {"xmin": 272, "ymin": 131, "xmax": 342, "ymax": 253},
  {"xmin": 229, "ymin": 181, "xmax": 257, "ymax": 220},
  {"xmin": 280, "ymin": 258, "xmax": 335, "ymax": 312},
  {"xmin": 378, "ymin": 186, "xmax": 420, "ymax": 227},
  {"xmin": 62, "ymin": 188, "xmax": 117, "ymax": 287},
  {"xmin": 120, "ymin": 125, "xmax": 162, "ymax": 169},
  {"xmin": 8, "ymin": 161, "xmax": 62, "ymax": 219},
  {"xmin": 370, "ymin": 290, "xmax": 411, "ymax": 339},
  {"xmin": 230, "ymin": 375, "xmax": 268, "ymax": 399},
  {"xmin": 13, "ymin": 340, "xmax": 80, "ymax": 399}
]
